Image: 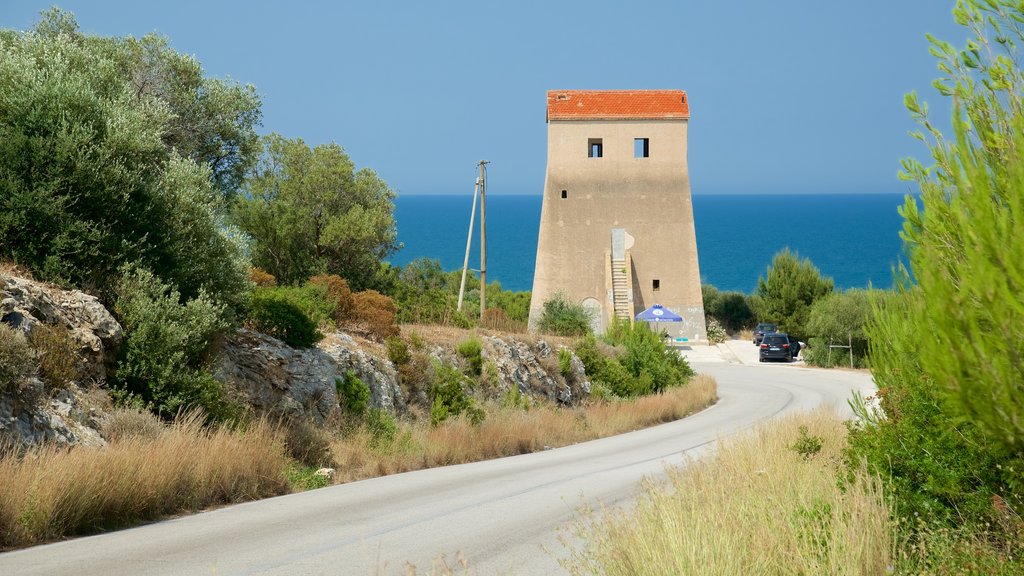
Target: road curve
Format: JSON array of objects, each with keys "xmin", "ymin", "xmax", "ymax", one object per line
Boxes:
[{"xmin": 0, "ymin": 362, "xmax": 874, "ymax": 575}]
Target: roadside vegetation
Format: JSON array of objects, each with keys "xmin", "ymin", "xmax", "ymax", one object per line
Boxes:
[
  {"xmin": 0, "ymin": 411, "xmax": 289, "ymax": 549},
  {"xmin": 0, "ymin": 371, "xmax": 716, "ymax": 550},
  {"xmin": 588, "ymin": 1, "xmax": 1024, "ymax": 572},
  {"xmin": 568, "ymin": 409, "xmax": 890, "ymax": 575}
]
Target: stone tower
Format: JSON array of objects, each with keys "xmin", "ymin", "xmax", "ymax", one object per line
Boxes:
[{"xmin": 528, "ymin": 90, "xmax": 707, "ymax": 342}]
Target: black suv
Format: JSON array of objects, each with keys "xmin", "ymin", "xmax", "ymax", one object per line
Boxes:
[
  {"xmin": 759, "ymin": 332, "xmax": 800, "ymax": 362},
  {"xmin": 753, "ymin": 323, "xmax": 778, "ymax": 345}
]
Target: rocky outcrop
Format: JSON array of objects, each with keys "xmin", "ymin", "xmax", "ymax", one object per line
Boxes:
[
  {"xmin": 1, "ymin": 273, "xmax": 123, "ymax": 384},
  {"xmin": 0, "ymin": 384, "xmax": 107, "ymax": 448},
  {"xmin": 214, "ymin": 329, "xmax": 405, "ymax": 423},
  {"xmin": 482, "ymin": 336, "xmax": 591, "ymax": 405},
  {"xmin": 1, "ymin": 272, "xmax": 119, "ymax": 447}
]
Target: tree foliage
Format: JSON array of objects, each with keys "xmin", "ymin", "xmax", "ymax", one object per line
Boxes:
[
  {"xmin": 803, "ymin": 289, "xmax": 873, "ymax": 367},
  {"xmin": 755, "ymin": 249, "xmax": 833, "ymax": 340},
  {"xmin": 701, "ymin": 284, "xmax": 757, "ymax": 332},
  {"xmin": 0, "ymin": 10, "xmax": 251, "ymax": 303},
  {"xmin": 112, "ymin": 267, "xmax": 235, "ymax": 420},
  {"xmin": 233, "ymin": 133, "xmax": 400, "ymax": 290},
  {"xmin": 847, "ymin": 0, "xmax": 1024, "ymax": 555},
  {"xmin": 893, "ymin": 0, "xmax": 1024, "ymax": 455}
]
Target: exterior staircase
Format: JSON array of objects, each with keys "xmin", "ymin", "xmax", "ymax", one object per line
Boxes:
[{"xmin": 611, "ymin": 258, "xmax": 632, "ymax": 322}]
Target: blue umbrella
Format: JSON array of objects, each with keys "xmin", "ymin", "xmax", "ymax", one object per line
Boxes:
[{"xmin": 635, "ymin": 304, "xmax": 682, "ymax": 323}]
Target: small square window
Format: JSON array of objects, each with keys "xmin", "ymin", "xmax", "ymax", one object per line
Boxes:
[
  {"xmin": 634, "ymin": 138, "xmax": 649, "ymax": 158},
  {"xmin": 561, "ymin": 190, "xmax": 568, "ymax": 199},
  {"xmin": 653, "ymin": 279, "xmax": 661, "ymax": 291},
  {"xmin": 588, "ymin": 138, "xmax": 603, "ymax": 158}
]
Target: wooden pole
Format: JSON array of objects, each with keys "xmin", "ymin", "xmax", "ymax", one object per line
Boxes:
[
  {"xmin": 456, "ymin": 179, "xmax": 480, "ymax": 311},
  {"xmin": 479, "ymin": 160, "xmax": 488, "ymax": 320}
]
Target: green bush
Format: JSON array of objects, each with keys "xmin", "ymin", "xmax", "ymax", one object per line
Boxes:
[
  {"xmin": 574, "ymin": 335, "xmax": 647, "ymax": 398},
  {"xmin": 536, "ymin": 293, "xmax": 593, "ymax": 337},
  {"xmin": 245, "ymin": 289, "xmax": 322, "ymax": 348},
  {"xmin": 112, "ymin": 267, "xmax": 235, "ymax": 421},
  {"xmin": 0, "ymin": 323, "xmax": 38, "ymax": 396},
  {"xmin": 456, "ymin": 336, "xmax": 483, "ymax": 377},
  {"xmin": 429, "ymin": 362, "xmax": 484, "ymax": 425},
  {"xmin": 615, "ymin": 323, "xmax": 694, "ymax": 393},
  {"xmin": 336, "ymin": 371, "xmax": 370, "ymax": 418}
]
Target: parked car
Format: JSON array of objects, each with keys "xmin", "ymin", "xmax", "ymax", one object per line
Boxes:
[
  {"xmin": 759, "ymin": 332, "xmax": 799, "ymax": 362},
  {"xmin": 753, "ymin": 323, "xmax": 778, "ymax": 345}
]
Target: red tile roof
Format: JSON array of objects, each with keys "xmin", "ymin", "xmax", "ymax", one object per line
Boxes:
[{"xmin": 547, "ymin": 90, "xmax": 690, "ymax": 121}]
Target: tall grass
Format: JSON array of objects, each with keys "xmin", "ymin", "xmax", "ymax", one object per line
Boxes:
[
  {"xmin": 331, "ymin": 374, "xmax": 717, "ymax": 483},
  {"xmin": 0, "ymin": 414, "xmax": 289, "ymax": 548},
  {"xmin": 567, "ymin": 408, "xmax": 891, "ymax": 575}
]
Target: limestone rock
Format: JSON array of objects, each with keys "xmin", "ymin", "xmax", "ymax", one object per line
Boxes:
[
  {"xmin": 481, "ymin": 336, "xmax": 590, "ymax": 405},
  {"xmin": 0, "ymin": 380, "xmax": 106, "ymax": 448},
  {"xmin": 214, "ymin": 329, "xmax": 405, "ymax": 423},
  {"xmin": 0, "ymin": 272, "xmax": 123, "ymax": 384}
]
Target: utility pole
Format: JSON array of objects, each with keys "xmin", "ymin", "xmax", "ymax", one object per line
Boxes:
[
  {"xmin": 478, "ymin": 160, "xmax": 489, "ymax": 320},
  {"xmin": 456, "ymin": 177, "xmax": 480, "ymax": 311}
]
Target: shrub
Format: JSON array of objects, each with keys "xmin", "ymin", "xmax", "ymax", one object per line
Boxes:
[
  {"xmin": 350, "ymin": 290, "xmax": 399, "ymax": 341},
  {"xmin": 336, "ymin": 371, "xmax": 370, "ymax": 418},
  {"xmin": 456, "ymin": 336, "xmax": 483, "ymax": 377},
  {"xmin": 574, "ymin": 335, "xmax": 641, "ymax": 398},
  {"xmin": 0, "ymin": 324, "xmax": 38, "ymax": 396},
  {"xmin": 705, "ymin": 318, "xmax": 727, "ymax": 344},
  {"xmin": 308, "ymin": 274, "xmax": 353, "ymax": 323},
  {"xmin": 112, "ymin": 267, "xmax": 235, "ymax": 420},
  {"xmin": 536, "ymin": 293, "xmax": 593, "ymax": 337},
  {"xmin": 245, "ymin": 289, "xmax": 322, "ymax": 348},
  {"xmin": 429, "ymin": 362, "xmax": 483, "ymax": 425},
  {"xmin": 249, "ymin": 267, "xmax": 277, "ymax": 288},
  {"xmin": 385, "ymin": 336, "xmax": 410, "ymax": 366},
  {"xmin": 618, "ymin": 324, "xmax": 694, "ymax": 393},
  {"xmin": 29, "ymin": 323, "xmax": 79, "ymax": 389}
]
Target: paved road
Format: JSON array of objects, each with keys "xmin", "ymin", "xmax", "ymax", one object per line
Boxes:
[{"xmin": 0, "ymin": 348, "xmax": 874, "ymax": 575}]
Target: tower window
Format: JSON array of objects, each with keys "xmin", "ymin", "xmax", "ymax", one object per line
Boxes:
[
  {"xmin": 588, "ymin": 138, "xmax": 603, "ymax": 158},
  {"xmin": 634, "ymin": 138, "xmax": 649, "ymax": 158},
  {"xmin": 561, "ymin": 190, "xmax": 568, "ymax": 199},
  {"xmin": 653, "ymin": 279, "xmax": 661, "ymax": 291}
]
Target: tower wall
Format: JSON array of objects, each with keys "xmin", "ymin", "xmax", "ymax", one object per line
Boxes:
[{"xmin": 528, "ymin": 117, "xmax": 707, "ymax": 341}]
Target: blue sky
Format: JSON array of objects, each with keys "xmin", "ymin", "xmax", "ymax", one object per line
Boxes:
[{"xmin": 5, "ymin": 1, "xmax": 965, "ymax": 195}]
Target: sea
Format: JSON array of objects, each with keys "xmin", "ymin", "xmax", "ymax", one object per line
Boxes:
[{"xmin": 389, "ymin": 194, "xmax": 912, "ymax": 294}]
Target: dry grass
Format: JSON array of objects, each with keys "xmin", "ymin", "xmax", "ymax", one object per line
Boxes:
[
  {"xmin": 0, "ymin": 414, "xmax": 289, "ymax": 549},
  {"xmin": 331, "ymin": 375, "xmax": 717, "ymax": 483},
  {"xmin": 566, "ymin": 408, "xmax": 891, "ymax": 575},
  {"xmin": 739, "ymin": 328, "xmax": 754, "ymax": 341}
]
